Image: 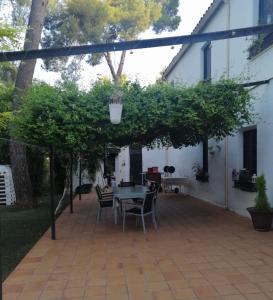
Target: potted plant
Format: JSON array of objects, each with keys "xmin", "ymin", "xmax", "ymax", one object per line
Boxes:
[
  {"xmin": 192, "ymin": 163, "xmax": 209, "ymax": 182},
  {"xmin": 237, "ymin": 169, "xmax": 257, "ymax": 192},
  {"xmin": 247, "ymin": 174, "xmax": 273, "ymax": 231}
]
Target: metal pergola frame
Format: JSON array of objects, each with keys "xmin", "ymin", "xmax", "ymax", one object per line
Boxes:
[
  {"xmin": 1, "ymin": 24, "xmax": 273, "ymax": 62},
  {"xmin": 1, "ymin": 24, "xmax": 273, "ymax": 242},
  {"xmin": 1, "ymin": 22, "xmax": 273, "ymax": 300}
]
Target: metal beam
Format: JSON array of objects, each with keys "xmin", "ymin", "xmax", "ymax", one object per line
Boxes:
[
  {"xmin": 79, "ymin": 155, "xmax": 82, "ymax": 201},
  {"xmin": 240, "ymin": 79, "xmax": 270, "ymax": 87},
  {"xmin": 0, "ymin": 24, "xmax": 273, "ymax": 62}
]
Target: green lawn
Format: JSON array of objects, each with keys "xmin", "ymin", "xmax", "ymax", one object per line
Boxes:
[{"xmin": 0, "ymin": 196, "xmax": 53, "ymax": 281}]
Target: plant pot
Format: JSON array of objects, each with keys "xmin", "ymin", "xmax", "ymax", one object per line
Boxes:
[
  {"xmin": 247, "ymin": 207, "xmax": 273, "ymax": 232},
  {"xmin": 109, "ymin": 103, "xmax": 123, "ymax": 124}
]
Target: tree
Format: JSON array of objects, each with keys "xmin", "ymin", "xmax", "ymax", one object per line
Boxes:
[
  {"xmin": 12, "ymin": 78, "xmax": 252, "ymax": 208},
  {"xmin": 0, "ymin": 21, "xmax": 21, "ymax": 164},
  {"xmin": 14, "ymin": 79, "xmax": 253, "ymax": 155},
  {"xmin": 42, "ymin": 0, "xmax": 181, "ymax": 84},
  {"xmin": 9, "ymin": 0, "xmax": 48, "ymax": 207},
  {"xmin": 0, "ymin": 21, "xmax": 21, "ymax": 84}
]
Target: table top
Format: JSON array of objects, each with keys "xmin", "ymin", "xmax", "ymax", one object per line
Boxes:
[
  {"xmin": 113, "ymin": 185, "xmax": 149, "ymax": 199},
  {"xmin": 162, "ymin": 177, "xmax": 188, "ymax": 184}
]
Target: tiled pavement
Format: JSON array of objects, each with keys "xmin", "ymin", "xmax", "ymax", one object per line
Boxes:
[{"xmin": 3, "ymin": 192, "xmax": 273, "ymax": 300}]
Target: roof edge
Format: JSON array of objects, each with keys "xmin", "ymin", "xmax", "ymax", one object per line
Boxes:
[{"xmin": 163, "ymin": 0, "xmax": 224, "ymax": 79}]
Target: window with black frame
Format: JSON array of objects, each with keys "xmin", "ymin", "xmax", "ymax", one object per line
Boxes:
[
  {"xmin": 259, "ymin": 0, "xmax": 273, "ymax": 25},
  {"xmin": 203, "ymin": 42, "xmax": 211, "ymax": 82},
  {"xmin": 200, "ymin": 43, "xmax": 211, "ymax": 181},
  {"xmin": 235, "ymin": 128, "xmax": 258, "ymax": 192},
  {"xmin": 243, "ymin": 128, "xmax": 257, "ymax": 175},
  {"xmin": 249, "ymin": 0, "xmax": 273, "ymax": 58}
]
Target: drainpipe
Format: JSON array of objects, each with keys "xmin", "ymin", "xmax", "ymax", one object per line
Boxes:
[{"xmin": 224, "ymin": 0, "xmax": 231, "ymax": 210}]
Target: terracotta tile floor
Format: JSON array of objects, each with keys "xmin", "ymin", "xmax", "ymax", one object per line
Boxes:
[{"xmin": 3, "ymin": 193, "xmax": 273, "ymax": 300}]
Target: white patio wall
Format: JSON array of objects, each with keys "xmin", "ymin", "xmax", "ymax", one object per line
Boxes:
[
  {"xmin": 114, "ymin": 0, "xmax": 273, "ymax": 217},
  {"xmin": 166, "ymin": 0, "xmax": 273, "ymax": 217},
  {"xmin": 114, "ymin": 147, "xmax": 130, "ymax": 184}
]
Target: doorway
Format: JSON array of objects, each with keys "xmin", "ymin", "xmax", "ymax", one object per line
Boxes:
[{"xmin": 129, "ymin": 144, "xmax": 142, "ymax": 184}]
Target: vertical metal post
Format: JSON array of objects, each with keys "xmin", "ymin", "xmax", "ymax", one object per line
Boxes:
[
  {"xmin": 49, "ymin": 146, "xmax": 56, "ymax": 240},
  {"xmin": 79, "ymin": 154, "xmax": 82, "ymax": 200},
  {"xmin": 70, "ymin": 152, "xmax": 73, "ymax": 213},
  {"xmin": 224, "ymin": 0, "xmax": 230, "ymax": 210}
]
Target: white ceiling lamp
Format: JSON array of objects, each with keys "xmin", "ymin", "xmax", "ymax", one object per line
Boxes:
[{"xmin": 109, "ymin": 90, "xmax": 123, "ymax": 124}]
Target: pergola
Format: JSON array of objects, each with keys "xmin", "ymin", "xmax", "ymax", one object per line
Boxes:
[
  {"xmin": 1, "ymin": 22, "xmax": 273, "ymax": 300},
  {"xmin": 1, "ymin": 23, "xmax": 273, "ymax": 241}
]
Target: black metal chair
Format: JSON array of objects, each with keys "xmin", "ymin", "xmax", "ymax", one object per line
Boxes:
[
  {"xmin": 95, "ymin": 184, "xmax": 114, "ymax": 224},
  {"xmin": 149, "ymin": 182, "xmax": 160, "ymax": 223},
  {"xmin": 122, "ymin": 191, "xmax": 157, "ymax": 234}
]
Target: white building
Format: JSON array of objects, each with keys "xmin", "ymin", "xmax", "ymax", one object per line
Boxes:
[{"xmin": 115, "ymin": 0, "xmax": 273, "ymax": 217}]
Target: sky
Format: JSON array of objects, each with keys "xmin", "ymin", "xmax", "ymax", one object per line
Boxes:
[{"xmin": 35, "ymin": 0, "xmax": 214, "ymax": 88}]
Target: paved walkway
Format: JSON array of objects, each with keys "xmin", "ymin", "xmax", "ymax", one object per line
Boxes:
[{"xmin": 3, "ymin": 192, "xmax": 273, "ymax": 300}]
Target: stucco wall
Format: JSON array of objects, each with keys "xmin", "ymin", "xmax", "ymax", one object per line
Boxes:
[
  {"xmin": 150, "ymin": 0, "xmax": 273, "ymax": 217},
  {"xmin": 114, "ymin": 147, "xmax": 130, "ymax": 184}
]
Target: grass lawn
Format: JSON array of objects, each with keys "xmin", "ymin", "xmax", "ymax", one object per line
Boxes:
[{"xmin": 0, "ymin": 195, "xmax": 55, "ymax": 281}]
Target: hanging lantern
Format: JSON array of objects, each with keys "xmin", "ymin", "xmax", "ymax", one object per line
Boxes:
[{"xmin": 109, "ymin": 90, "xmax": 123, "ymax": 124}]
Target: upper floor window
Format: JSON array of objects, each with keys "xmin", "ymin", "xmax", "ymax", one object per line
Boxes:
[
  {"xmin": 203, "ymin": 42, "xmax": 211, "ymax": 81},
  {"xmin": 259, "ymin": 0, "xmax": 273, "ymax": 24},
  {"xmin": 202, "ymin": 43, "xmax": 211, "ymax": 176},
  {"xmin": 248, "ymin": 0, "xmax": 273, "ymax": 59}
]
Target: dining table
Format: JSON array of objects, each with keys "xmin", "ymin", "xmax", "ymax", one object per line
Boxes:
[{"xmin": 113, "ymin": 185, "xmax": 149, "ymax": 224}]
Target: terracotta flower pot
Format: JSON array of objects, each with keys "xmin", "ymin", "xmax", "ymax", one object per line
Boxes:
[{"xmin": 247, "ymin": 207, "xmax": 273, "ymax": 232}]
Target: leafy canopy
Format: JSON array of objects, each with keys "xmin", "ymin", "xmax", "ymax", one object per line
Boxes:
[
  {"xmin": 14, "ymin": 79, "xmax": 253, "ymax": 153},
  {"xmin": 42, "ymin": 0, "xmax": 181, "ymax": 71}
]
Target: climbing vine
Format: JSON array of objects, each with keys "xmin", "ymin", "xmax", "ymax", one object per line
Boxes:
[{"xmin": 14, "ymin": 79, "xmax": 253, "ymax": 153}]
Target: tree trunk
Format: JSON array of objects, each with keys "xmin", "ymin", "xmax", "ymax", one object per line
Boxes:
[
  {"xmin": 54, "ymin": 164, "xmax": 70, "ymax": 215},
  {"xmin": 104, "ymin": 50, "xmax": 127, "ymax": 85},
  {"xmin": 10, "ymin": 0, "xmax": 48, "ymax": 207}
]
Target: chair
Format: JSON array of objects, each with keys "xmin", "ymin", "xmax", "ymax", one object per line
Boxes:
[
  {"xmin": 122, "ymin": 191, "xmax": 157, "ymax": 234},
  {"xmin": 149, "ymin": 182, "xmax": 160, "ymax": 223},
  {"xmin": 118, "ymin": 181, "xmax": 135, "ymax": 187},
  {"xmin": 95, "ymin": 185, "xmax": 114, "ymax": 224}
]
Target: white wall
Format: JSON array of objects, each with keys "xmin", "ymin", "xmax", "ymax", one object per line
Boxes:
[
  {"xmin": 144, "ymin": 0, "xmax": 273, "ymax": 217},
  {"xmin": 114, "ymin": 147, "xmax": 130, "ymax": 184},
  {"xmin": 142, "ymin": 147, "xmax": 167, "ymax": 174}
]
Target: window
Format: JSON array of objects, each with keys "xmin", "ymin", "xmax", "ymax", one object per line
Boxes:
[
  {"xmin": 203, "ymin": 42, "xmax": 211, "ymax": 81},
  {"xmin": 202, "ymin": 43, "xmax": 211, "ymax": 174},
  {"xmin": 259, "ymin": 0, "xmax": 273, "ymax": 24},
  {"xmin": 203, "ymin": 140, "xmax": 208, "ymax": 173},
  {"xmin": 248, "ymin": 0, "xmax": 273, "ymax": 59},
  {"xmin": 243, "ymin": 128, "xmax": 257, "ymax": 175}
]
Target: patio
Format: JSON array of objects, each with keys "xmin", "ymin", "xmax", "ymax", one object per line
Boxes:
[{"xmin": 3, "ymin": 192, "xmax": 273, "ymax": 300}]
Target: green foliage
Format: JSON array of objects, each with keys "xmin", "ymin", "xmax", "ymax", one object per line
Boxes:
[
  {"xmin": 14, "ymin": 78, "xmax": 253, "ymax": 150},
  {"xmin": 0, "ymin": 24, "xmax": 20, "ymax": 50},
  {"xmin": 0, "ymin": 84, "xmax": 13, "ymax": 136},
  {"xmin": 153, "ymin": 0, "xmax": 181, "ymax": 33},
  {"xmin": 255, "ymin": 174, "xmax": 272, "ymax": 211},
  {"xmin": 12, "ymin": 78, "xmax": 253, "ymax": 177},
  {"xmin": 27, "ymin": 148, "xmax": 47, "ymax": 198},
  {"xmin": 0, "ymin": 19, "xmax": 22, "ymax": 84},
  {"xmin": 41, "ymin": 0, "xmax": 180, "ymax": 72}
]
